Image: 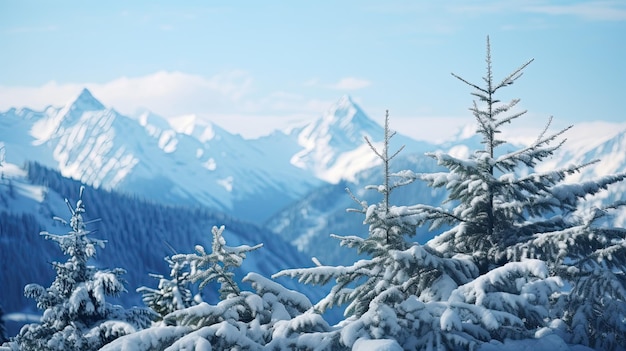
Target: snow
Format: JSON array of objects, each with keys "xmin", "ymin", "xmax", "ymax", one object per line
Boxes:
[
  {"xmin": 352, "ymin": 338, "xmax": 403, "ymax": 351},
  {"xmin": 99, "ymin": 326, "xmax": 191, "ymax": 351},
  {"xmin": 447, "ymin": 144, "xmax": 469, "ymax": 159},
  {"xmin": 478, "ymin": 334, "xmax": 591, "ymax": 351},
  {"xmin": 439, "ymin": 308, "xmax": 461, "ymax": 331},
  {"xmin": 169, "ymin": 114, "xmax": 200, "ymax": 135},
  {"xmin": 158, "ymin": 130, "xmax": 178, "ymax": 153},
  {"xmin": 217, "ymin": 176, "xmax": 233, "ymax": 192},
  {"xmin": 203, "ymin": 158, "xmax": 217, "ymax": 171}
]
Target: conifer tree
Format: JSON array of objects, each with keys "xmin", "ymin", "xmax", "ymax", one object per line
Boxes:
[
  {"xmin": 110, "ymin": 225, "xmax": 323, "ymax": 350},
  {"xmin": 276, "ymin": 112, "xmax": 561, "ymax": 350},
  {"xmin": 10, "ymin": 186, "xmax": 152, "ymax": 351},
  {"xmin": 171, "ymin": 225, "xmax": 261, "ymax": 301},
  {"xmin": 137, "ymin": 256, "xmax": 194, "ymax": 319},
  {"xmin": 402, "ymin": 37, "xmax": 626, "ymax": 350}
]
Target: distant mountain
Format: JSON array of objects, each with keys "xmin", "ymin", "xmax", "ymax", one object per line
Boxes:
[
  {"xmin": 0, "ymin": 90, "xmax": 432, "ymax": 224},
  {"xmin": 287, "ymin": 95, "xmax": 430, "ymax": 183}
]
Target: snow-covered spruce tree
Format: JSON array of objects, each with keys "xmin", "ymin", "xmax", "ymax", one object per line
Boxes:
[
  {"xmin": 276, "ymin": 113, "xmax": 561, "ymax": 350},
  {"xmin": 136, "ymin": 256, "xmax": 194, "ymax": 320},
  {"xmin": 400, "ymin": 37, "xmax": 626, "ymax": 350},
  {"xmin": 109, "ymin": 225, "xmax": 326, "ymax": 350},
  {"xmin": 10, "ymin": 186, "xmax": 152, "ymax": 351}
]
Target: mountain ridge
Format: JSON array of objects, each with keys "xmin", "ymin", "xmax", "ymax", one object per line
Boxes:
[
  {"xmin": 2, "ymin": 88, "xmax": 626, "ymax": 228},
  {"xmin": 1, "ymin": 88, "xmax": 413, "ymax": 223}
]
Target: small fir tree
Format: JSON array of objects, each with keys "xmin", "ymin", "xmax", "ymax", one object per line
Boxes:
[
  {"xmin": 11, "ymin": 186, "xmax": 152, "ymax": 351},
  {"xmin": 137, "ymin": 256, "xmax": 194, "ymax": 319}
]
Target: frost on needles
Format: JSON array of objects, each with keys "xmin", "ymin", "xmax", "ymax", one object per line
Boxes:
[
  {"xmin": 6, "ymin": 186, "xmax": 152, "ymax": 351},
  {"xmin": 278, "ymin": 37, "xmax": 626, "ymax": 350},
  {"xmin": 402, "ymin": 36, "xmax": 626, "ymax": 350},
  {"xmin": 104, "ymin": 225, "xmax": 329, "ymax": 350},
  {"xmin": 276, "ymin": 110, "xmax": 563, "ymax": 350}
]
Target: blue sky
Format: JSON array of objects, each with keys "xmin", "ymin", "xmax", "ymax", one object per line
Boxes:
[{"xmin": 1, "ymin": 0, "xmax": 625, "ymax": 141}]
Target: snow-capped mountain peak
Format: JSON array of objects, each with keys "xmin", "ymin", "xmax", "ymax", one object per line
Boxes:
[
  {"xmin": 29, "ymin": 88, "xmax": 108, "ymax": 145},
  {"xmin": 68, "ymin": 88, "xmax": 106, "ymax": 112},
  {"xmin": 290, "ymin": 95, "xmax": 386, "ymax": 183},
  {"xmin": 36, "ymin": 88, "xmax": 109, "ymax": 138},
  {"xmin": 318, "ymin": 95, "xmax": 379, "ymax": 139},
  {"xmin": 3, "ymin": 89, "xmax": 421, "ymax": 223}
]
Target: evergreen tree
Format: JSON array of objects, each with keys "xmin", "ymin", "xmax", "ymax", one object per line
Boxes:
[
  {"xmin": 276, "ymin": 112, "xmax": 561, "ymax": 350},
  {"xmin": 170, "ymin": 225, "xmax": 262, "ymax": 301},
  {"xmin": 110, "ymin": 225, "xmax": 323, "ymax": 350},
  {"xmin": 137, "ymin": 256, "xmax": 194, "ymax": 319},
  {"xmin": 10, "ymin": 186, "xmax": 152, "ymax": 351},
  {"xmin": 402, "ymin": 37, "xmax": 626, "ymax": 350}
]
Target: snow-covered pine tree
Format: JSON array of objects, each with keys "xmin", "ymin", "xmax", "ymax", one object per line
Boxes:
[
  {"xmin": 276, "ymin": 113, "xmax": 560, "ymax": 350},
  {"xmin": 171, "ymin": 225, "xmax": 262, "ymax": 302},
  {"xmin": 401, "ymin": 37, "xmax": 626, "ymax": 350},
  {"xmin": 137, "ymin": 256, "xmax": 194, "ymax": 319},
  {"xmin": 10, "ymin": 186, "xmax": 152, "ymax": 351},
  {"xmin": 110, "ymin": 225, "xmax": 325, "ymax": 350}
]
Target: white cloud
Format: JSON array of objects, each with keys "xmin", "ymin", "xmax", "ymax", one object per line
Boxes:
[
  {"xmin": 0, "ymin": 81, "xmax": 81, "ymax": 111},
  {"xmin": 328, "ymin": 77, "xmax": 372, "ymax": 90},
  {"xmin": 0, "ymin": 70, "xmax": 253, "ymax": 117}
]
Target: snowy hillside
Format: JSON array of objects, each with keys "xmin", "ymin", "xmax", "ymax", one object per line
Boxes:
[{"xmin": 0, "ymin": 161, "xmax": 321, "ymax": 335}]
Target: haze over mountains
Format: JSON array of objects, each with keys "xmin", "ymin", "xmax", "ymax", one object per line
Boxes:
[
  {"xmin": 0, "ymin": 89, "xmax": 433, "ymax": 224},
  {"xmin": 2, "ymin": 89, "xmax": 626, "ymax": 255}
]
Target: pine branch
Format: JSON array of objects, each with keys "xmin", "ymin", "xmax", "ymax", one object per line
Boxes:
[
  {"xmin": 494, "ymin": 59, "xmax": 534, "ymax": 92},
  {"xmin": 452, "ymin": 73, "xmax": 489, "ymax": 94}
]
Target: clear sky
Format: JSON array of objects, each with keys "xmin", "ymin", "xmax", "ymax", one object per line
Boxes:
[{"xmin": 1, "ymin": 0, "xmax": 625, "ymax": 142}]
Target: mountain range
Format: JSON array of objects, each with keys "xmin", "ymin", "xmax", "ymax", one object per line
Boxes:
[
  {"xmin": 0, "ymin": 89, "xmax": 432, "ymax": 224},
  {"xmin": 2, "ymin": 88, "xmax": 626, "ymax": 292}
]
